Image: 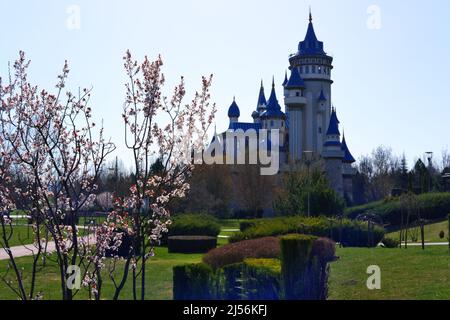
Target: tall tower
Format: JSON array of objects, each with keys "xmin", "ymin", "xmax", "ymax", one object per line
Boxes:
[
  {"xmin": 287, "ymin": 11, "xmax": 333, "ymax": 156},
  {"xmin": 322, "ymin": 108, "xmax": 345, "ymax": 197}
]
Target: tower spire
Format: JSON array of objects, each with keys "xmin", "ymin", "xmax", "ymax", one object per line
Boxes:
[{"xmin": 309, "ymin": 6, "xmax": 312, "ymax": 23}]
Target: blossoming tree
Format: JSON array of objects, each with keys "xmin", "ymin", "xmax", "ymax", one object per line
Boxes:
[{"xmin": 107, "ymin": 51, "xmax": 216, "ymax": 300}]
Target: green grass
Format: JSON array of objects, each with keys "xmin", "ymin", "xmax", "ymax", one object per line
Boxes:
[
  {"xmin": 329, "ymin": 246, "xmax": 450, "ymax": 300},
  {"xmin": 1, "ymin": 226, "xmax": 89, "ymax": 247},
  {"xmin": 387, "ymin": 220, "xmax": 449, "ymax": 243}
]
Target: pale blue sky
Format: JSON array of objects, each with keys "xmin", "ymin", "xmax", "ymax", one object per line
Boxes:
[{"xmin": 1, "ymin": 0, "xmax": 449, "ymax": 169}]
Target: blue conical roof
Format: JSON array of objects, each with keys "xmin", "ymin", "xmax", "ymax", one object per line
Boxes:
[
  {"xmin": 257, "ymin": 81, "xmax": 267, "ymax": 110},
  {"xmin": 318, "ymin": 89, "xmax": 327, "ymax": 101},
  {"xmin": 282, "ymin": 71, "xmax": 288, "ymax": 87},
  {"xmin": 286, "ymin": 67, "xmax": 305, "ymax": 89},
  {"xmin": 228, "ymin": 98, "xmax": 240, "ymax": 118},
  {"xmin": 261, "ymin": 79, "xmax": 286, "ymax": 119},
  {"xmin": 298, "ymin": 15, "xmax": 326, "ymax": 56},
  {"xmin": 326, "ymin": 108, "xmax": 340, "ymax": 136},
  {"xmin": 341, "ymin": 134, "xmax": 356, "ymax": 163}
]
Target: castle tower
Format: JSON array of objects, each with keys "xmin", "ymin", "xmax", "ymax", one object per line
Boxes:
[
  {"xmin": 252, "ymin": 81, "xmax": 267, "ymax": 124},
  {"xmin": 284, "ymin": 66, "xmax": 307, "ymax": 162},
  {"xmin": 341, "ymin": 133, "xmax": 357, "ymax": 203},
  {"xmin": 322, "ymin": 108, "xmax": 344, "ymax": 196},
  {"xmin": 287, "ymin": 11, "xmax": 333, "ymax": 156}
]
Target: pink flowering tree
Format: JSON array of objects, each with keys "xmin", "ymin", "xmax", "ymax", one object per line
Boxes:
[
  {"xmin": 108, "ymin": 51, "xmax": 216, "ymax": 300},
  {"xmin": 0, "ymin": 52, "xmax": 117, "ymax": 300}
]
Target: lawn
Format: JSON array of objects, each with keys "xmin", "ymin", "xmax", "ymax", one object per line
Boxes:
[
  {"xmin": 387, "ymin": 220, "xmax": 449, "ymax": 243},
  {"xmin": 1, "ymin": 220, "xmax": 449, "ymax": 300},
  {"xmin": 329, "ymin": 246, "xmax": 450, "ymax": 300}
]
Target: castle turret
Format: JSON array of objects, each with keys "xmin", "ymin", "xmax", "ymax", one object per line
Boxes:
[
  {"xmin": 322, "ymin": 108, "xmax": 344, "ymax": 196},
  {"xmin": 284, "ymin": 67, "xmax": 307, "ymax": 162},
  {"xmin": 253, "ymin": 81, "xmax": 267, "ymax": 123},
  {"xmin": 341, "ymin": 133, "xmax": 357, "ymax": 203},
  {"xmin": 228, "ymin": 97, "xmax": 240, "ymax": 126}
]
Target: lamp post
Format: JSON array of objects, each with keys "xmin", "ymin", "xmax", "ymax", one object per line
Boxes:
[
  {"xmin": 303, "ymin": 151, "xmax": 314, "ymax": 218},
  {"xmin": 425, "ymin": 152, "xmax": 433, "ymax": 192}
]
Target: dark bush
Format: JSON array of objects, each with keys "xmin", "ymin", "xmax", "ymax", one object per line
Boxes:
[
  {"xmin": 169, "ymin": 214, "xmax": 221, "ymax": 237},
  {"xmin": 222, "ymin": 263, "xmax": 244, "ymax": 300},
  {"xmin": 168, "ymin": 236, "xmax": 217, "ymax": 254},
  {"xmin": 173, "ymin": 263, "xmax": 216, "ymax": 300},
  {"xmin": 243, "ymin": 258, "xmax": 281, "ymax": 300},
  {"xmin": 381, "ymin": 237, "xmax": 400, "ymax": 248},
  {"xmin": 345, "ymin": 193, "xmax": 450, "ymax": 226},
  {"xmin": 203, "ymin": 237, "xmax": 280, "ymax": 270},
  {"xmin": 229, "ymin": 216, "xmax": 385, "ymax": 248},
  {"xmin": 439, "ymin": 230, "xmax": 445, "ymax": 240},
  {"xmin": 280, "ymin": 234, "xmax": 333, "ymax": 300}
]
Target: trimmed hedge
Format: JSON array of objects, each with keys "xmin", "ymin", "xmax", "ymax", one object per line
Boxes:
[
  {"xmin": 173, "ymin": 263, "xmax": 217, "ymax": 300},
  {"xmin": 203, "ymin": 237, "xmax": 280, "ymax": 270},
  {"xmin": 169, "ymin": 214, "xmax": 221, "ymax": 237},
  {"xmin": 168, "ymin": 236, "xmax": 217, "ymax": 254},
  {"xmin": 175, "ymin": 235, "xmax": 336, "ymax": 300},
  {"xmin": 345, "ymin": 193, "xmax": 450, "ymax": 226},
  {"xmin": 230, "ymin": 216, "xmax": 385, "ymax": 248},
  {"xmin": 242, "ymin": 258, "xmax": 281, "ymax": 300}
]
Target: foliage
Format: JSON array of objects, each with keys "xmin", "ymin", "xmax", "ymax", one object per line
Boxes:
[
  {"xmin": 345, "ymin": 193, "xmax": 450, "ymax": 226},
  {"xmin": 169, "ymin": 214, "xmax": 221, "ymax": 237},
  {"xmin": 274, "ymin": 167, "xmax": 345, "ymax": 217},
  {"xmin": 229, "ymin": 216, "xmax": 385, "ymax": 248},
  {"xmin": 203, "ymin": 237, "xmax": 280, "ymax": 270},
  {"xmin": 381, "ymin": 237, "xmax": 400, "ymax": 248},
  {"xmin": 242, "ymin": 258, "xmax": 281, "ymax": 300},
  {"xmin": 168, "ymin": 236, "xmax": 217, "ymax": 254},
  {"xmin": 173, "ymin": 263, "xmax": 216, "ymax": 300}
]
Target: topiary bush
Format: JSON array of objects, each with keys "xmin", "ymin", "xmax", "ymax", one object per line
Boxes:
[
  {"xmin": 169, "ymin": 214, "xmax": 221, "ymax": 237},
  {"xmin": 168, "ymin": 235, "xmax": 217, "ymax": 254},
  {"xmin": 229, "ymin": 216, "xmax": 384, "ymax": 248},
  {"xmin": 203, "ymin": 237, "xmax": 280, "ymax": 270},
  {"xmin": 280, "ymin": 234, "xmax": 317, "ymax": 300},
  {"xmin": 243, "ymin": 258, "xmax": 281, "ymax": 300},
  {"xmin": 173, "ymin": 263, "xmax": 217, "ymax": 300}
]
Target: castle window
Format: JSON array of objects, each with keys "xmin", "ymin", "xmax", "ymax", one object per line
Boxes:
[
  {"xmin": 312, "ymin": 66, "xmax": 316, "ymax": 73},
  {"xmin": 270, "ymin": 120, "xmax": 274, "ymax": 127},
  {"xmin": 296, "ymin": 92, "xmax": 300, "ymax": 97},
  {"xmin": 305, "ymin": 66, "xmax": 310, "ymax": 74},
  {"xmin": 319, "ymin": 127, "xmax": 322, "ymax": 134}
]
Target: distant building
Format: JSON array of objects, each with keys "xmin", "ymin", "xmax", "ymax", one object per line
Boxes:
[{"xmin": 211, "ymin": 12, "xmax": 356, "ymax": 204}]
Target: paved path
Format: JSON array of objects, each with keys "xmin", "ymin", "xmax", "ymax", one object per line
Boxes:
[
  {"xmin": 401, "ymin": 242, "xmax": 449, "ymax": 247},
  {"xmin": 0, "ymin": 234, "xmax": 96, "ymax": 261}
]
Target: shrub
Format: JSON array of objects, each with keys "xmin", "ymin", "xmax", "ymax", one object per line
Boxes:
[
  {"xmin": 203, "ymin": 237, "xmax": 280, "ymax": 270},
  {"xmin": 345, "ymin": 193, "xmax": 450, "ymax": 226},
  {"xmin": 168, "ymin": 236, "xmax": 217, "ymax": 254},
  {"xmin": 173, "ymin": 263, "xmax": 217, "ymax": 300},
  {"xmin": 280, "ymin": 234, "xmax": 317, "ymax": 300},
  {"xmin": 222, "ymin": 263, "xmax": 245, "ymax": 300},
  {"xmin": 229, "ymin": 216, "xmax": 385, "ymax": 248},
  {"xmin": 439, "ymin": 230, "xmax": 445, "ymax": 240},
  {"xmin": 242, "ymin": 258, "xmax": 281, "ymax": 300},
  {"xmin": 381, "ymin": 237, "xmax": 400, "ymax": 248},
  {"xmin": 169, "ymin": 214, "xmax": 221, "ymax": 237}
]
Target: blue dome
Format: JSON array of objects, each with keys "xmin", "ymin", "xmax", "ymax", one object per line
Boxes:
[
  {"xmin": 285, "ymin": 67, "xmax": 305, "ymax": 89},
  {"xmin": 228, "ymin": 98, "xmax": 240, "ymax": 118}
]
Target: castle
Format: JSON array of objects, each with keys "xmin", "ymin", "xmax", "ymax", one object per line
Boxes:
[{"xmin": 214, "ymin": 12, "xmax": 356, "ymax": 202}]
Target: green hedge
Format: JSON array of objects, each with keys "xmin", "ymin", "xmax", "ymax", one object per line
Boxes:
[
  {"xmin": 345, "ymin": 193, "xmax": 450, "ymax": 226},
  {"xmin": 230, "ymin": 216, "xmax": 385, "ymax": 248},
  {"xmin": 168, "ymin": 235, "xmax": 217, "ymax": 254},
  {"xmin": 169, "ymin": 214, "xmax": 221, "ymax": 237},
  {"xmin": 174, "ymin": 236, "xmax": 337, "ymax": 300},
  {"xmin": 173, "ymin": 263, "xmax": 217, "ymax": 300}
]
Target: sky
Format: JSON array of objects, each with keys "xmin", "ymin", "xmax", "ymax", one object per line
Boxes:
[{"xmin": 0, "ymin": 0, "xmax": 449, "ymax": 170}]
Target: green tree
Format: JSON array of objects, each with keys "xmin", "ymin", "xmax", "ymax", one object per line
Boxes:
[{"xmin": 274, "ymin": 167, "xmax": 344, "ymax": 217}]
